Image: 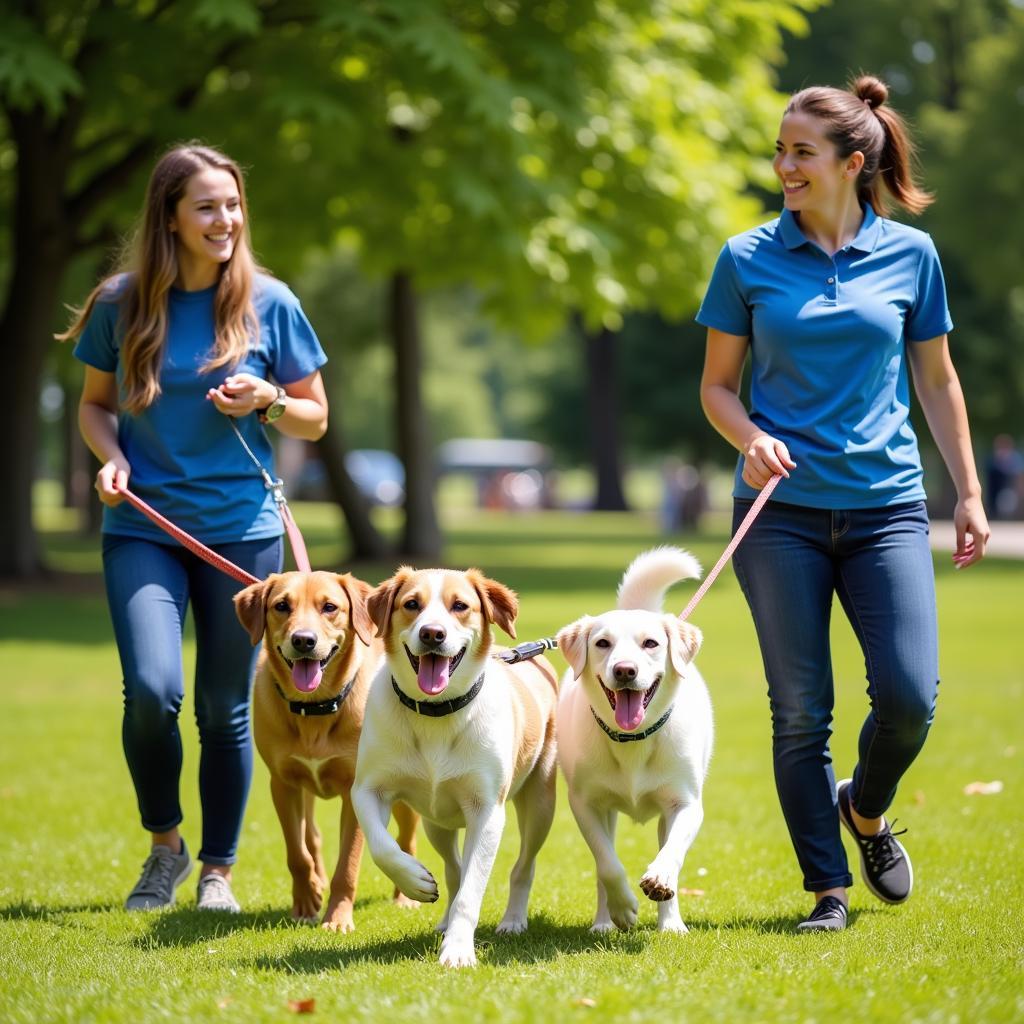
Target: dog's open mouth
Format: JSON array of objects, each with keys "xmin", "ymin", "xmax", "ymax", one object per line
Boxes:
[
  {"xmin": 405, "ymin": 645, "xmax": 467, "ymax": 696},
  {"xmin": 599, "ymin": 674, "xmax": 661, "ymax": 731},
  {"xmin": 278, "ymin": 644, "xmax": 339, "ymax": 694}
]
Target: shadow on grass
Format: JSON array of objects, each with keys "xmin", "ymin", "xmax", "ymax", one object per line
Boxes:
[
  {"xmin": 687, "ymin": 904, "xmax": 883, "ymax": 934},
  {"xmin": 0, "ymin": 900, "xmax": 119, "ymax": 921}
]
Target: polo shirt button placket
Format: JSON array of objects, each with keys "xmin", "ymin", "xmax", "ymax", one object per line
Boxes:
[{"xmin": 824, "ymin": 270, "xmax": 837, "ymax": 304}]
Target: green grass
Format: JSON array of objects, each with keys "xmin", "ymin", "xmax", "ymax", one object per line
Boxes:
[{"xmin": 1, "ymin": 501, "xmax": 1022, "ymax": 1023}]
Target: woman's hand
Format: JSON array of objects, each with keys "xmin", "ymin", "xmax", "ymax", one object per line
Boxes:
[
  {"xmin": 96, "ymin": 457, "xmax": 131, "ymax": 507},
  {"xmin": 952, "ymin": 494, "xmax": 990, "ymax": 569},
  {"xmin": 742, "ymin": 433, "xmax": 796, "ymax": 490},
  {"xmin": 206, "ymin": 373, "xmax": 277, "ymax": 418}
]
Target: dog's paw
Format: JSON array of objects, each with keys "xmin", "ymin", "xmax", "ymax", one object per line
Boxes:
[
  {"xmin": 640, "ymin": 869, "xmax": 676, "ymax": 902},
  {"xmin": 590, "ymin": 918, "xmax": 615, "ymax": 934},
  {"xmin": 658, "ymin": 917, "xmax": 689, "ymax": 934},
  {"xmin": 392, "ymin": 856, "xmax": 439, "ymax": 904},
  {"xmin": 606, "ymin": 892, "xmax": 639, "ymax": 931},
  {"xmin": 438, "ymin": 933, "xmax": 477, "ymax": 968},
  {"xmin": 321, "ymin": 902, "xmax": 355, "ymax": 933},
  {"xmin": 290, "ymin": 879, "xmax": 324, "ymax": 921},
  {"xmin": 495, "ymin": 914, "xmax": 527, "ymax": 935},
  {"xmin": 393, "ymin": 890, "xmax": 421, "ymax": 909}
]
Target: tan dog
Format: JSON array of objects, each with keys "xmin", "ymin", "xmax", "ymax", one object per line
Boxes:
[
  {"xmin": 351, "ymin": 567, "xmax": 558, "ymax": 968},
  {"xmin": 235, "ymin": 571, "xmax": 420, "ymax": 932}
]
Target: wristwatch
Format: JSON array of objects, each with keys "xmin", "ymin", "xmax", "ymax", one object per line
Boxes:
[{"xmin": 258, "ymin": 385, "xmax": 287, "ymax": 424}]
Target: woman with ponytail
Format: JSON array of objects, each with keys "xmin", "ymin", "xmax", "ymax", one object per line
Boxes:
[
  {"xmin": 61, "ymin": 144, "xmax": 329, "ymax": 913},
  {"xmin": 698, "ymin": 77, "xmax": 990, "ymax": 931}
]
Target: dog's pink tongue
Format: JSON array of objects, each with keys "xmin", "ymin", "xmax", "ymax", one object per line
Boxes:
[
  {"xmin": 292, "ymin": 658, "xmax": 323, "ymax": 693},
  {"xmin": 614, "ymin": 689, "xmax": 646, "ymax": 731},
  {"xmin": 417, "ymin": 654, "xmax": 451, "ymax": 695}
]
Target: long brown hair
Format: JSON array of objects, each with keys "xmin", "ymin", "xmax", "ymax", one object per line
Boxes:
[
  {"xmin": 58, "ymin": 143, "xmax": 263, "ymax": 414},
  {"xmin": 785, "ymin": 74, "xmax": 933, "ymax": 217}
]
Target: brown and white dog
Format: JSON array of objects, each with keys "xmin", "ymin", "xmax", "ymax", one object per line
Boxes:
[
  {"xmin": 556, "ymin": 547, "xmax": 712, "ymax": 934},
  {"xmin": 234, "ymin": 571, "xmax": 419, "ymax": 932},
  {"xmin": 351, "ymin": 566, "xmax": 558, "ymax": 968}
]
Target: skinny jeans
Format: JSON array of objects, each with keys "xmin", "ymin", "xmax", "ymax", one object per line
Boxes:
[
  {"xmin": 102, "ymin": 533, "xmax": 282, "ymax": 865},
  {"xmin": 730, "ymin": 499, "xmax": 938, "ymax": 893}
]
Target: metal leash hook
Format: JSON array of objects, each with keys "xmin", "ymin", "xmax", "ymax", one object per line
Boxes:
[{"xmin": 497, "ymin": 637, "xmax": 558, "ymax": 664}]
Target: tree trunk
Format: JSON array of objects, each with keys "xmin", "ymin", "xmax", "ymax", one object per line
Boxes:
[
  {"xmin": 579, "ymin": 316, "xmax": 629, "ymax": 511},
  {"xmin": 389, "ymin": 272, "xmax": 441, "ymax": 560},
  {"xmin": 0, "ymin": 113, "xmax": 76, "ymax": 578},
  {"xmin": 315, "ymin": 426, "xmax": 392, "ymax": 563}
]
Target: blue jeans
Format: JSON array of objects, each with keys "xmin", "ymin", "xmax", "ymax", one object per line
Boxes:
[
  {"xmin": 102, "ymin": 534, "xmax": 282, "ymax": 865},
  {"xmin": 731, "ymin": 500, "xmax": 938, "ymax": 893}
]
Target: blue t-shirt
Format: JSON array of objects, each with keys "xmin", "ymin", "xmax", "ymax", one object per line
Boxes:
[
  {"xmin": 696, "ymin": 205, "xmax": 953, "ymax": 509},
  {"xmin": 73, "ymin": 273, "xmax": 327, "ymax": 544}
]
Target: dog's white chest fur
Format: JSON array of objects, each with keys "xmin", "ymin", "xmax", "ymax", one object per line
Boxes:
[{"xmin": 288, "ymin": 753, "xmax": 341, "ymax": 798}]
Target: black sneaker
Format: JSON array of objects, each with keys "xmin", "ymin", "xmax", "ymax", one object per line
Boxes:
[
  {"xmin": 837, "ymin": 778, "xmax": 913, "ymax": 904},
  {"xmin": 796, "ymin": 895, "xmax": 848, "ymax": 932}
]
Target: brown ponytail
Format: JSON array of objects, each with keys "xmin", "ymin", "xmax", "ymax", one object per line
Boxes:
[{"xmin": 785, "ymin": 74, "xmax": 933, "ymax": 217}]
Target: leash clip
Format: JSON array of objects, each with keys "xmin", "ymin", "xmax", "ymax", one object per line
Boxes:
[{"xmin": 261, "ymin": 468, "xmax": 287, "ymax": 508}]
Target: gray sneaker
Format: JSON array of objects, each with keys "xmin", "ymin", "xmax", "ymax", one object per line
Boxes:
[
  {"xmin": 196, "ymin": 872, "xmax": 240, "ymax": 913},
  {"xmin": 125, "ymin": 840, "xmax": 193, "ymax": 910}
]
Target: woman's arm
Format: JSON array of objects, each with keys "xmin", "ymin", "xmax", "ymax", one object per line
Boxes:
[
  {"xmin": 908, "ymin": 335, "xmax": 990, "ymax": 566},
  {"xmin": 206, "ymin": 369, "xmax": 329, "ymax": 441},
  {"xmin": 700, "ymin": 327, "xmax": 796, "ymax": 491},
  {"xmin": 79, "ymin": 366, "xmax": 130, "ymax": 506}
]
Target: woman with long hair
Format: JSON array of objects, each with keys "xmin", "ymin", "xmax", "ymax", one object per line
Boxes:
[
  {"xmin": 698, "ymin": 76, "xmax": 990, "ymax": 930},
  {"xmin": 60, "ymin": 143, "xmax": 329, "ymax": 912}
]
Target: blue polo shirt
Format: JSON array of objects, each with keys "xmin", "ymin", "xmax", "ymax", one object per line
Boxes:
[
  {"xmin": 696, "ymin": 205, "xmax": 953, "ymax": 509},
  {"xmin": 73, "ymin": 273, "xmax": 327, "ymax": 544}
]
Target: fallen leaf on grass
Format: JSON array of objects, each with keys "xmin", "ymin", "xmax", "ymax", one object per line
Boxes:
[
  {"xmin": 912, "ymin": 790, "xmax": 926, "ymax": 807},
  {"xmin": 573, "ymin": 997, "xmax": 597, "ymax": 1008},
  {"xmin": 216, "ymin": 998, "xmax": 233, "ymax": 1010},
  {"xmin": 287, "ymin": 998, "xmax": 316, "ymax": 1014},
  {"xmin": 678, "ymin": 887, "xmax": 705, "ymax": 897},
  {"xmin": 963, "ymin": 780, "xmax": 1003, "ymax": 795}
]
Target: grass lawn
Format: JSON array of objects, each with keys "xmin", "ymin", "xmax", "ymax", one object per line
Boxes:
[{"xmin": 1, "ymin": 499, "xmax": 1021, "ymax": 1023}]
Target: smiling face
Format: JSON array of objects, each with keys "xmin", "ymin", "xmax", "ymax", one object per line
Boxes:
[
  {"xmin": 234, "ymin": 571, "xmax": 374, "ymax": 695},
  {"xmin": 168, "ymin": 166, "xmax": 244, "ymax": 288},
  {"xmin": 772, "ymin": 110, "xmax": 861, "ymax": 218},
  {"xmin": 369, "ymin": 568, "xmax": 518, "ymax": 697},
  {"xmin": 558, "ymin": 610, "xmax": 702, "ymax": 733}
]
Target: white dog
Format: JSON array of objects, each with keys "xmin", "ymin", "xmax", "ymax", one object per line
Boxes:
[
  {"xmin": 351, "ymin": 566, "xmax": 559, "ymax": 968},
  {"xmin": 556, "ymin": 547, "xmax": 713, "ymax": 934}
]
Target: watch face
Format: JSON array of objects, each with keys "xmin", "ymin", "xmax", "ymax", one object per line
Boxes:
[{"xmin": 265, "ymin": 398, "xmax": 285, "ymax": 421}]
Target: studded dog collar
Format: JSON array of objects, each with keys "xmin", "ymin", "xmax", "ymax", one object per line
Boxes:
[
  {"xmin": 274, "ymin": 675, "xmax": 357, "ymax": 717},
  {"xmin": 391, "ymin": 674, "xmax": 485, "ymax": 717},
  {"xmin": 590, "ymin": 704, "xmax": 674, "ymax": 743}
]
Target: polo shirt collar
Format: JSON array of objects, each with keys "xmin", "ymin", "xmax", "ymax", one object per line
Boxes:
[{"xmin": 778, "ymin": 203, "xmax": 882, "ymax": 254}]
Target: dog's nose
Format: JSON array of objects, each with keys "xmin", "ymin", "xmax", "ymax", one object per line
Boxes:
[
  {"xmin": 419, "ymin": 623, "xmax": 446, "ymax": 646},
  {"xmin": 290, "ymin": 630, "xmax": 317, "ymax": 654},
  {"xmin": 613, "ymin": 661, "xmax": 638, "ymax": 684}
]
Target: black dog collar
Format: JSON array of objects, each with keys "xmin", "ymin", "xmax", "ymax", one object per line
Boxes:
[
  {"xmin": 590, "ymin": 704, "xmax": 674, "ymax": 743},
  {"xmin": 274, "ymin": 675, "xmax": 356, "ymax": 717},
  {"xmin": 391, "ymin": 674, "xmax": 485, "ymax": 717}
]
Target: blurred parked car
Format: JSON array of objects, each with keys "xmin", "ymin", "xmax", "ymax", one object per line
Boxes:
[
  {"xmin": 436, "ymin": 438, "xmax": 554, "ymax": 509},
  {"xmin": 294, "ymin": 449, "xmax": 405, "ymax": 507}
]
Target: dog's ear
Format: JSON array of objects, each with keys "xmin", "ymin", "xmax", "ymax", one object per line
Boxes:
[
  {"xmin": 234, "ymin": 576, "xmax": 277, "ymax": 646},
  {"xmin": 666, "ymin": 615, "xmax": 703, "ymax": 677},
  {"xmin": 557, "ymin": 617, "xmax": 593, "ymax": 679},
  {"xmin": 336, "ymin": 574, "xmax": 374, "ymax": 647},
  {"xmin": 468, "ymin": 569, "xmax": 518, "ymax": 639},
  {"xmin": 368, "ymin": 567, "xmax": 413, "ymax": 639}
]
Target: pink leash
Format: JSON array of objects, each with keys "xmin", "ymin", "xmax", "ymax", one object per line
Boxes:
[
  {"xmin": 498, "ymin": 474, "xmax": 782, "ymax": 664},
  {"xmin": 678, "ymin": 473, "xmax": 780, "ymax": 621},
  {"xmin": 115, "ymin": 485, "xmax": 261, "ymax": 586},
  {"xmin": 112, "ymin": 416, "xmax": 313, "ymax": 585}
]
